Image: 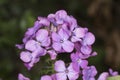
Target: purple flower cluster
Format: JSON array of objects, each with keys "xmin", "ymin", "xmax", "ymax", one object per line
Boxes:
[{"xmin": 17, "ymin": 10, "xmax": 98, "ymax": 80}]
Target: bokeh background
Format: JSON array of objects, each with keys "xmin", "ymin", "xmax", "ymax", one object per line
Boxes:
[{"xmin": 0, "ymin": 0, "xmax": 120, "ymax": 80}]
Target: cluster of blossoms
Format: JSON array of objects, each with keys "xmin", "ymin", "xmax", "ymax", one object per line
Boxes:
[{"xmin": 17, "ymin": 10, "xmax": 118, "ymax": 80}]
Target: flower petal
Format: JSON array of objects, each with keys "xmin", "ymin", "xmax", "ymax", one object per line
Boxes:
[
  {"xmin": 54, "ymin": 60, "xmax": 66, "ymax": 72},
  {"xmin": 41, "ymin": 37, "xmax": 50, "ymax": 47},
  {"xmin": 56, "ymin": 73, "xmax": 67, "ymax": 80},
  {"xmin": 58, "ymin": 29, "xmax": 69, "ymax": 40},
  {"xmin": 81, "ymin": 46, "xmax": 92, "ymax": 55},
  {"xmin": 67, "ymin": 63, "xmax": 79, "ymax": 80},
  {"xmin": 47, "ymin": 50, "xmax": 57, "ymax": 60},
  {"xmin": 52, "ymin": 42, "xmax": 62, "ymax": 51},
  {"xmin": 62, "ymin": 40, "xmax": 74, "ymax": 52},
  {"xmin": 36, "ymin": 29, "xmax": 48, "ymax": 42},
  {"xmin": 73, "ymin": 28, "xmax": 86, "ymax": 38},
  {"xmin": 97, "ymin": 72, "xmax": 109, "ymax": 80},
  {"xmin": 52, "ymin": 32, "xmax": 61, "ymax": 42},
  {"xmin": 80, "ymin": 60, "xmax": 88, "ymax": 69},
  {"xmin": 20, "ymin": 51, "xmax": 32, "ymax": 63},
  {"xmin": 83, "ymin": 32, "xmax": 95, "ymax": 45},
  {"xmin": 25, "ymin": 40, "xmax": 39, "ymax": 51}
]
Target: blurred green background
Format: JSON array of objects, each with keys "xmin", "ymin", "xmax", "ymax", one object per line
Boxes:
[{"xmin": 0, "ymin": 0, "xmax": 120, "ymax": 80}]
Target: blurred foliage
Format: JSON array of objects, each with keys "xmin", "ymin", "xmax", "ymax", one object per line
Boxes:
[
  {"xmin": 0, "ymin": 0, "xmax": 119, "ymax": 80},
  {"xmin": 108, "ymin": 76, "xmax": 120, "ymax": 80}
]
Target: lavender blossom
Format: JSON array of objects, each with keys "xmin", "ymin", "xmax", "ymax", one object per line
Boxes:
[
  {"xmin": 54, "ymin": 60, "xmax": 79, "ymax": 80},
  {"xmin": 82, "ymin": 66, "xmax": 97, "ymax": 80}
]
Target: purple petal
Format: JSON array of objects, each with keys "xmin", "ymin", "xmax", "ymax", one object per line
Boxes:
[
  {"xmin": 18, "ymin": 73, "xmax": 30, "ymax": 80},
  {"xmin": 81, "ymin": 46, "xmax": 92, "ymax": 55},
  {"xmin": 71, "ymin": 36, "xmax": 82, "ymax": 42},
  {"xmin": 20, "ymin": 51, "xmax": 32, "ymax": 63},
  {"xmin": 70, "ymin": 53, "xmax": 79, "ymax": 62},
  {"xmin": 55, "ymin": 10, "xmax": 67, "ymax": 24},
  {"xmin": 67, "ymin": 63, "xmax": 79, "ymax": 80},
  {"xmin": 65, "ymin": 16, "xmax": 77, "ymax": 31},
  {"xmin": 25, "ymin": 40, "xmax": 40, "ymax": 51},
  {"xmin": 38, "ymin": 17, "xmax": 50, "ymax": 26},
  {"xmin": 36, "ymin": 29, "xmax": 48, "ymax": 42},
  {"xmin": 98, "ymin": 72, "xmax": 109, "ymax": 80},
  {"xmin": 73, "ymin": 28, "xmax": 86, "ymax": 38},
  {"xmin": 16, "ymin": 44, "xmax": 24, "ymax": 49},
  {"xmin": 41, "ymin": 75, "xmax": 52, "ymax": 80},
  {"xmin": 51, "ymin": 74, "xmax": 57, "ymax": 80},
  {"xmin": 56, "ymin": 73, "xmax": 67, "ymax": 80},
  {"xmin": 72, "ymin": 62, "xmax": 80, "ymax": 72},
  {"xmin": 54, "ymin": 60, "xmax": 66, "ymax": 72},
  {"xmin": 58, "ymin": 29, "xmax": 69, "ymax": 40},
  {"xmin": 80, "ymin": 60, "xmax": 88, "ymax": 69},
  {"xmin": 47, "ymin": 50, "xmax": 57, "ymax": 60},
  {"xmin": 62, "ymin": 40, "xmax": 74, "ymax": 52},
  {"xmin": 83, "ymin": 32, "xmax": 95, "ymax": 45},
  {"xmin": 41, "ymin": 37, "xmax": 50, "ymax": 47},
  {"xmin": 52, "ymin": 42, "xmax": 62, "ymax": 51},
  {"xmin": 52, "ymin": 32, "xmax": 61, "ymax": 42}
]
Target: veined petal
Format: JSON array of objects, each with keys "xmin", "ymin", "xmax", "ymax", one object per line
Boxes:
[
  {"xmin": 54, "ymin": 60, "xmax": 66, "ymax": 72},
  {"xmin": 52, "ymin": 32, "xmax": 61, "ymax": 42},
  {"xmin": 73, "ymin": 28, "xmax": 86, "ymax": 38},
  {"xmin": 80, "ymin": 60, "xmax": 88, "ymax": 69},
  {"xmin": 20, "ymin": 51, "xmax": 32, "ymax": 63},
  {"xmin": 81, "ymin": 46, "xmax": 92, "ymax": 55},
  {"xmin": 41, "ymin": 37, "xmax": 50, "ymax": 47},
  {"xmin": 62, "ymin": 40, "xmax": 74, "ymax": 52},
  {"xmin": 67, "ymin": 63, "xmax": 79, "ymax": 80},
  {"xmin": 52, "ymin": 42, "xmax": 62, "ymax": 51},
  {"xmin": 56, "ymin": 73, "xmax": 67, "ymax": 80},
  {"xmin": 36, "ymin": 29, "xmax": 48, "ymax": 42},
  {"xmin": 83, "ymin": 32, "xmax": 95, "ymax": 45},
  {"xmin": 25, "ymin": 40, "xmax": 39, "ymax": 51},
  {"xmin": 98, "ymin": 72, "xmax": 109, "ymax": 80},
  {"xmin": 58, "ymin": 29, "xmax": 69, "ymax": 40}
]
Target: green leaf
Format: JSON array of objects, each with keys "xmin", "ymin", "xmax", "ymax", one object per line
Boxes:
[{"xmin": 107, "ymin": 76, "xmax": 120, "ymax": 80}]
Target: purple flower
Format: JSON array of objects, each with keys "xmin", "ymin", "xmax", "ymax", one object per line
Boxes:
[
  {"xmin": 18, "ymin": 73, "xmax": 30, "ymax": 80},
  {"xmin": 52, "ymin": 29, "xmax": 74, "ymax": 52},
  {"xmin": 20, "ymin": 49, "xmax": 45, "ymax": 70},
  {"xmin": 71, "ymin": 53, "xmax": 88, "ymax": 72},
  {"xmin": 82, "ymin": 66, "xmax": 97, "ymax": 80},
  {"xmin": 54, "ymin": 60, "xmax": 79, "ymax": 80},
  {"xmin": 25, "ymin": 29, "xmax": 50, "ymax": 52}
]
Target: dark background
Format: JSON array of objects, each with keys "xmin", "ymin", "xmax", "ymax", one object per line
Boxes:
[{"xmin": 0, "ymin": 0, "xmax": 120, "ymax": 80}]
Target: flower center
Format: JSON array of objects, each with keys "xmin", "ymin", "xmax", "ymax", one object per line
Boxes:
[
  {"xmin": 65, "ymin": 69, "xmax": 69, "ymax": 73},
  {"xmin": 77, "ymin": 59, "xmax": 81, "ymax": 63},
  {"xmin": 60, "ymin": 40, "xmax": 64, "ymax": 43}
]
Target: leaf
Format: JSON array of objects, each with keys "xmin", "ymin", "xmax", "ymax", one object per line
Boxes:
[{"xmin": 107, "ymin": 76, "xmax": 120, "ymax": 80}]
